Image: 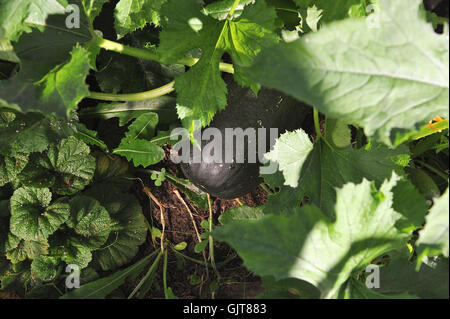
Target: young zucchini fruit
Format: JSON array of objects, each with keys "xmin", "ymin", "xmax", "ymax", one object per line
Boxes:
[{"xmin": 179, "ymin": 74, "xmax": 309, "ymax": 199}]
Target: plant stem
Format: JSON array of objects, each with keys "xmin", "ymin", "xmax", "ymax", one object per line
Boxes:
[
  {"xmin": 88, "ymin": 35, "xmax": 235, "ymax": 102},
  {"xmin": 169, "ymin": 245, "xmax": 235, "ymax": 268},
  {"xmin": 87, "ymin": 81, "xmax": 175, "ymax": 101},
  {"xmin": 227, "ymin": 0, "xmax": 241, "ymax": 20},
  {"xmin": 127, "ymin": 250, "xmax": 161, "ymax": 299},
  {"xmin": 313, "ymin": 108, "xmax": 322, "ymax": 139},
  {"xmin": 92, "ymin": 35, "xmax": 234, "ymax": 73},
  {"xmin": 173, "ymin": 188, "xmax": 210, "ymax": 278},
  {"xmin": 207, "ymin": 194, "xmax": 220, "ymax": 281},
  {"xmin": 163, "ymin": 250, "xmax": 169, "ymax": 298}
]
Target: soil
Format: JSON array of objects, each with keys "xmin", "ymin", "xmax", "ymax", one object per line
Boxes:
[{"xmin": 121, "ymin": 145, "xmax": 268, "ymax": 299}]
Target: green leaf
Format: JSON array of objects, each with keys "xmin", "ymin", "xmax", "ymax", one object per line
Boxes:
[
  {"xmin": 60, "ymin": 254, "xmax": 153, "ymax": 299},
  {"xmin": 115, "ymin": 0, "xmax": 167, "ymax": 38},
  {"xmin": 67, "ymin": 195, "xmax": 112, "ymax": 250},
  {"xmin": 263, "ymin": 139, "xmax": 409, "ymax": 218},
  {"xmin": 373, "ymin": 255, "xmax": 449, "ymax": 299},
  {"xmin": 18, "ymin": 136, "xmax": 96, "ymax": 195},
  {"xmin": 0, "ymin": 154, "xmax": 28, "ymax": 186},
  {"xmin": 294, "ymin": 0, "xmax": 363, "ymax": 30},
  {"xmin": 202, "ymin": 0, "xmax": 254, "ymax": 20},
  {"xmin": 219, "ymin": 205, "xmax": 265, "ymax": 225},
  {"xmin": 325, "ymin": 118, "xmax": 351, "ymax": 149},
  {"xmin": 264, "ymin": 129, "xmax": 313, "ymax": 188},
  {"xmin": 416, "ymin": 188, "xmax": 449, "ymax": 261},
  {"xmin": 30, "ymin": 255, "xmax": 60, "ymax": 281},
  {"xmin": 49, "ymin": 234, "xmax": 93, "ymax": 269},
  {"xmin": 125, "ymin": 112, "xmax": 159, "ymax": 141},
  {"xmin": 10, "ymin": 187, "xmax": 70, "ymax": 241},
  {"xmin": 5, "ymin": 233, "xmax": 49, "ymax": 264},
  {"xmin": 258, "ymin": 276, "xmax": 320, "ymax": 299},
  {"xmin": 85, "ymin": 183, "xmax": 148, "ymax": 271},
  {"xmin": 74, "ymin": 123, "xmax": 109, "ymax": 152},
  {"xmin": 113, "ymin": 138, "xmax": 165, "ymax": 168},
  {"xmin": 392, "ymin": 180, "xmax": 428, "ymax": 233},
  {"xmin": 334, "ymin": 278, "xmax": 418, "ymax": 299},
  {"xmin": 0, "ymin": 112, "xmax": 75, "ymax": 157},
  {"xmin": 247, "ymin": 0, "xmax": 449, "ymax": 146},
  {"xmin": 0, "ymin": 0, "xmax": 32, "ymax": 41},
  {"xmin": 0, "ymin": 0, "xmax": 70, "ymax": 42},
  {"xmin": 78, "ymin": 96, "xmax": 177, "ymax": 126},
  {"xmin": 0, "ymin": 1, "xmax": 93, "ymax": 114},
  {"xmin": 82, "ymin": 0, "xmax": 108, "ymax": 26},
  {"xmin": 159, "ymin": 0, "xmax": 279, "ymax": 133},
  {"xmin": 37, "ymin": 45, "xmax": 91, "ymax": 115},
  {"xmin": 194, "ymin": 240, "xmax": 209, "ymax": 253},
  {"xmin": 214, "ymin": 176, "xmax": 407, "ymax": 298}
]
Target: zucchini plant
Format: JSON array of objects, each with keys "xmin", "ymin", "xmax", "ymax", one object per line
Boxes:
[{"xmin": 0, "ymin": 0, "xmax": 448, "ymax": 299}]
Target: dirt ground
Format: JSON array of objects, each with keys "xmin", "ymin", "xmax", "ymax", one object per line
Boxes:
[{"xmin": 122, "ymin": 146, "xmax": 268, "ymax": 299}]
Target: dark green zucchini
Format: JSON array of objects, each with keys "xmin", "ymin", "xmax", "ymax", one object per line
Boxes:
[{"xmin": 179, "ymin": 74, "xmax": 309, "ymax": 199}]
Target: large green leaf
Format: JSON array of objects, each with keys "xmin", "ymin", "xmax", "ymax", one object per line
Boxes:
[
  {"xmin": 373, "ymin": 255, "xmax": 449, "ymax": 299},
  {"xmin": 219, "ymin": 205, "xmax": 265, "ymax": 225},
  {"xmin": 294, "ymin": 0, "xmax": 365, "ymax": 32},
  {"xmin": 264, "ymin": 129, "xmax": 313, "ymax": 188},
  {"xmin": 60, "ymin": 254, "xmax": 153, "ymax": 299},
  {"xmin": 10, "ymin": 187, "xmax": 70, "ymax": 241},
  {"xmin": 18, "ymin": 136, "xmax": 96, "ymax": 195},
  {"xmin": 334, "ymin": 278, "xmax": 417, "ymax": 299},
  {"xmin": 416, "ymin": 188, "xmax": 449, "ymax": 261},
  {"xmin": 113, "ymin": 138, "xmax": 165, "ymax": 168},
  {"xmin": 0, "ymin": 0, "xmax": 68, "ymax": 41},
  {"xmin": 37, "ymin": 45, "xmax": 91, "ymax": 115},
  {"xmin": 115, "ymin": 0, "xmax": 167, "ymax": 38},
  {"xmin": 125, "ymin": 112, "xmax": 159, "ymax": 141},
  {"xmin": 49, "ymin": 233, "xmax": 93, "ymax": 269},
  {"xmin": 85, "ymin": 183, "xmax": 148, "ymax": 271},
  {"xmin": 30, "ymin": 255, "xmax": 60, "ymax": 282},
  {"xmin": 0, "ymin": 112, "xmax": 75, "ymax": 157},
  {"xmin": 247, "ymin": 0, "xmax": 449, "ymax": 145},
  {"xmin": 214, "ymin": 176, "xmax": 407, "ymax": 298},
  {"xmin": 0, "ymin": 154, "xmax": 28, "ymax": 186},
  {"xmin": 0, "ymin": 1, "xmax": 96, "ymax": 115},
  {"xmin": 67, "ymin": 195, "xmax": 112, "ymax": 250},
  {"xmin": 159, "ymin": 0, "xmax": 279, "ymax": 133},
  {"xmin": 263, "ymin": 138, "xmax": 409, "ymax": 218},
  {"xmin": 5, "ymin": 233, "xmax": 49, "ymax": 264}
]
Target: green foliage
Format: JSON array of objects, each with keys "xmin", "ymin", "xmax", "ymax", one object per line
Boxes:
[
  {"xmin": 215, "ymin": 176, "xmax": 409, "ymax": 298},
  {"xmin": 18, "ymin": 136, "xmax": 96, "ymax": 195},
  {"xmin": 246, "ymin": 0, "xmax": 449, "ymax": 146},
  {"xmin": 159, "ymin": 0, "xmax": 279, "ymax": 133},
  {"xmin": 416, "ymin": 188, "xmax": 449, "ymax": 262},
  {"xmin": 0, "ymin": 0, "xmax": 448, "ymax": 300},
  {"xmin": 115, "ymin": 0, "xmax": 167, "ymax": 38}
]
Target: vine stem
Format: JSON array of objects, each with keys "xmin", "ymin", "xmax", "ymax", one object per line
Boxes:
[
  {"xmin": 313, "ymin": 108, "xmax": 322, "ymax": 139},
  {"xmin": 87, "ymin": 81, "xmax": 175, "ymax": 101},
  {"xmin": 88, "ymin": 36, "xmax": 234, "ymax": 102},
  {"xmin": 91, "ymin": 35, "xmax": 234, "ymax": 73},
  {"xmin": 207, "ymin": 194, "xmax": 220, "ymax": 283}
]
